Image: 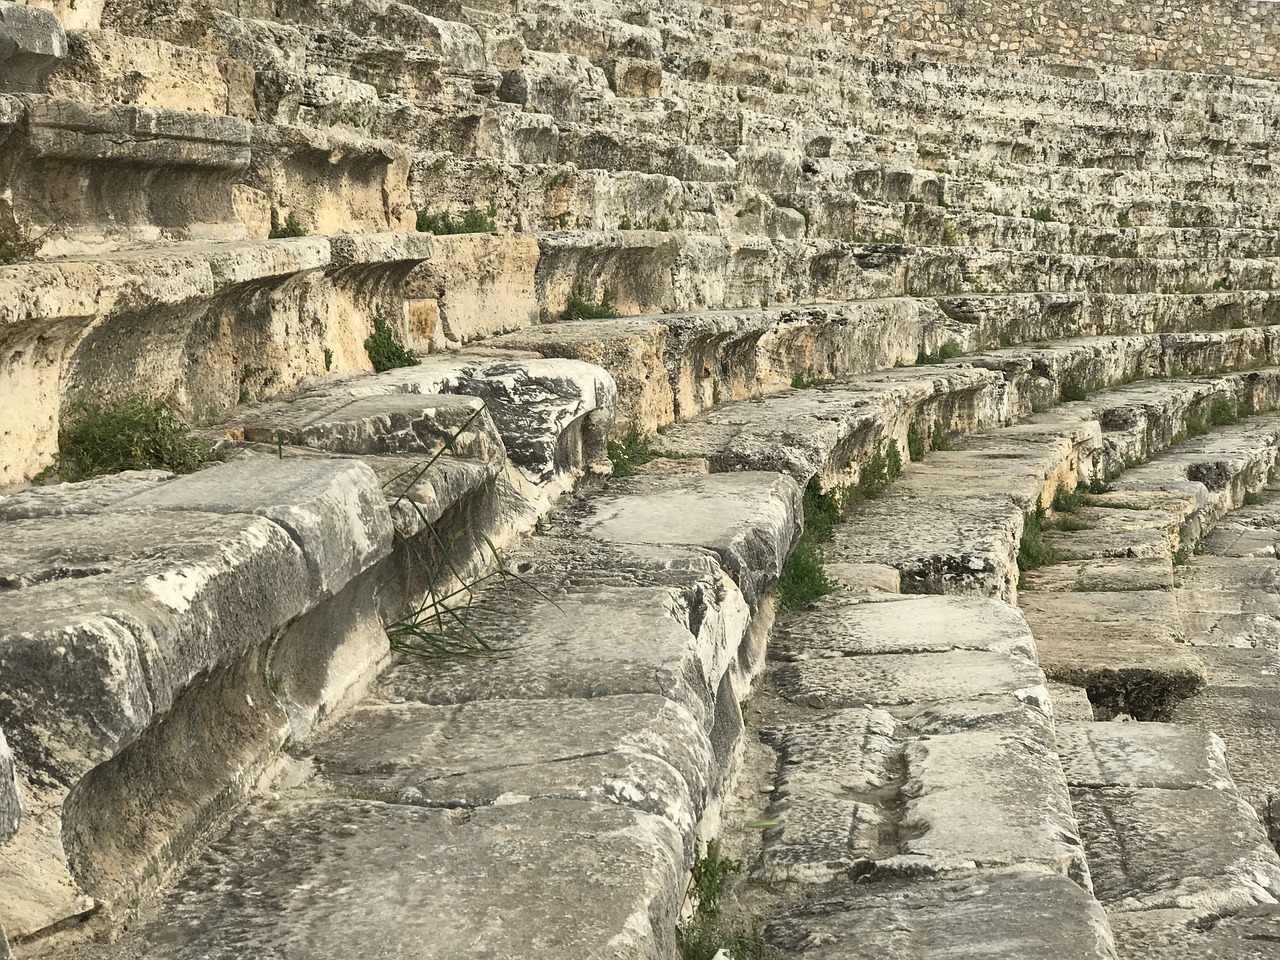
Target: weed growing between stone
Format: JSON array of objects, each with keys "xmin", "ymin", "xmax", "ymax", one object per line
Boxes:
[
  {"xmin": 268, "ymin": 212, "xmax": 307, "ymax": 238},
  {"xmin": 907, "ymin": 422, "xmax": 926, "ymax": 462},
  {"xmin": 931, "ymin": 420, "xmax": 952, "ymax": 452},
  {"xmin": 1051, "ymin": 482, "xmax": 1085, "ymax": 513},
  {"xmin": 790, "ymin": 369, "xmax": 828, "ymax": 390},
  {"xmin": 607, "ymin": 429, "xmax": 654, "ymax": 478},
  {"xmin": 1244, "ymin": 490, "xmax": 1262, "ymax": 507},
  {"xmin": 777, "ymin": 479, "xmax": 839, "ymax": 610},
  {"xmin": 0, "ymin": 224, "xmax": 44, "ymax": 264},
  {"xmin": 916, "ymin": 340, "xmax": 964, "ymax": 365},
  {"xmin": 676, "ymin": 840, "xmax": 777, "ymax": 960},
  {"xmin": 381, "ymin": 404, "xmax": 536, "ymax": 660},
  {"xmin": 1059, "ymin": 374, "xmax": 1090, "ymax": 402},
  {"xmin": 561, "ymin": 286, "xmax": 619, "ymax": 321},
  {"xmin": 1208, "ymin": 397, "xmax": 1240, "ymax": 427},
  {"xmin": 54, "ymin": 396, "xmax": 217, "ymax": 482},
  {"xmin": 365, "ymin": 308, "xmax": 419, "ymax": 372},
  {"xmin": 416, "ymin": 204, "xmax": 497, "ymax": 235},
  {"xmin": 1018, "ymin": 503, "xmax": 1057, "ymax": 573}
]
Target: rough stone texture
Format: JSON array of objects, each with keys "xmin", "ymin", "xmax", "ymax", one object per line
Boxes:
[
  {"xmin": 1109, "ymin": 906, "xmax": 1280, "ymax": 959},
  {"xmin": 1071, "ymin": 786, "xmax": 1280, "ymax": 917},
  {"xmin": 1056, "ymin": 721, "xmax": 1234, "ymax": 791},
  {"xmin": 1020, "ymin": 557, "xmax": 1174, "ymax": 593},
  {"xmin": 766, "ymin": 869, "xmax": 1117, "ymax": 959},
  {"xmin": 572, "ymin": 471, "xmax": 801, "ymax": 609},
  {"xmin": 0, "ymin": 2, "xmax": 66, "ymax": 92},
  {"xmin": 45, "ymin": 798, "xmax": 684, "ymax": 960},
  {"xmin": 1020, "ymin": 590, "xmax": 1206, "ymax": 720},
  {"xmin": 0, "ymin": 730, "xmax": 18, "ymax": 844},
  {"xmin": 304, "ymin": 695, "xmax": 713, "ymax": 834},
  {"xmin": 118, "ymin": 458, "xmax": 393, "ymax": 598}
]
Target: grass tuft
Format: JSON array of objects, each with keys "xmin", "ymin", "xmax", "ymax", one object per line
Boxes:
[
  {"xmin": 1018, "ymin": 504, "xmax": 1057, "ymax": 572},
  {"xmin": 777, "ymin": 479, "xmax": 840, "ymax": 610},
  {"xmin": 676, "ymin": 841, "xmax": 778, "ymax": 960},
  {"xmin": 365, "ymin": 308, "xmax": 419, "ymax": 372},
  {"xmin": 561, "ymin": 286, "xmax": 619, "ymax": 321},
  {"xmin": 268, "ymin": 212, "xmax": 307, "ymax": 239},
  {"xmin": 930, "ymin": 420, "xmax": 952, "ymax": 452},
  {"xmin": 1051, "ymin": 482, "xmax": 1085, "ymax": 513},
  {"xmin": 907, "ymin": 422, "xmax": 926, "ymax": 462},
  {"xmin": 916, "ymin": 340, "xmax": 964, "ymax": 365},
  {"xmin": 607, "ymin": 429, "xmax": 653, "ymax": 478},
  {"xmin": 55, "ymin": 396, "xmax": 217, "ymax": 482},
  {"xmin": 416, "ymin": 204, "xmax": 497, "ymax": 235}
]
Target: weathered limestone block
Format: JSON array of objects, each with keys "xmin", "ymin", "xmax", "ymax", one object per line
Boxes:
[
  {"xmin": 1110, "ymin": 906, "xmax": 1280, "ymax": 960},
  {"xmin": 1056, "ymin": 721, "xmax": 1235, "ymax": 791},
  {"xmin": 772, "ymin": 594, "xmax": 1038, "ymax": 660},
  {"xmin": 767, "ymin": 870, "xmax": 1117, "ymax": 959},
  {"xmin": 0, "ymin": 470, "xmax": 171, "ymax": 519},
  {"xmin": 307, "ymin": 695, "xmax": 713, "ymax": 834},
  {"xmin": 1072, "ymin": 786, "xmax": 1280, "ymax": 917},
  {"xmin": 1021, "ymin": 590, "xmax": 1205, "ymax": 720},
  {"xmin": 237, "ymin": 394, "xmax": 506, "ymax": 463},
  {"xmin": 605, "ymin": 56, "xmax": 662, "ymax": 97},
  {"xmin": 1021, "ymin": 556, "xmax": 1174, "ymax": 593},
  {"xmin": 50, "ymin": 797, "xmax": 684, "ymax": 959},
  {"xmin": 118, "ymin": 458, "xmax": 393, "ymax": 599},
  {"xmin": 0, "ymin": 1, "xmax": 65, "ymax": 93},
  {"xmin": 571, "ymin": 472, "xmax": 801, "ymax": 610}
]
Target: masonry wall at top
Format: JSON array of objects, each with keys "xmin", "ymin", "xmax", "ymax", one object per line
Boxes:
[{"xmin": 709, "ymin": 0, "xmax": 1280, "ymax": 78}]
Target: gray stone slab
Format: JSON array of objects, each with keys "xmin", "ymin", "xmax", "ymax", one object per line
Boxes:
[
  {"xmin": 0, "ymin": 728, "xmax": 18, "ymax": 843},
  {"xmin": 828, "ymin": 491, "xmax": 1021, "ymax": 600},
  {"xmin": 239, "ymin": 393, "xmax": 506, "ymax": 462},
  {"xmin": 1043, "ymin": 527, "xmax": 1172, "ymax": 562},
  {"xmin": 376, "ymin": 581, "xmax": 744, "ymax": 731},
  {"xmin": 759, "ymin": 710, "xmax": 1087, "ymax": 885},
  {"xmin": 0, "ymin": 470, "xmax": 171, "ymax": 520},
  {"xmin": 0, "ymin": 2, "xmax": 66, "ymax": 93},
  {"xmin": 1176, "ymin": 555, "xmax": 1280, "ymax": 649},
  {"xmin": 771, "ymin": 594, "xmax": 1038, "ymax": 660},
  {"xmin": 1056, "ymin": 721, "xmax": 1234, "ymax": 790},
  {"xmin": 1072, "ymin": 786, "xmax": 1280, "ymax": 916},
  {"xmin": 573, "ymin": 471, "xmax": 801, "ymax": 609},
  {"xmin": 304, "ymin": 695, "xmax": 713, "ymax": 834},
  {"xmin": 1020, "ymin": 590, "xmax": 1205, "ymax": 719},
  {"xmin": 119, "ymin": 458, "xmax": 393, "ymax": 598},
  {"xmin": 65, "ymin": 797, "xmax": 683, "ymax": 960},
  {"xmin": 1048, "ymin": 682, "xmax": 1096, "ymax": 720},
  {"xmin": 1109, "ymin": 906, "xmax": 1280, "ymax": 960},
  {"xmin": 772, "ymin": 650, "xmax": 1050, "ymax": 713},
  {"xmin": 767, "ymin": 869, "xmax": 1117, "ymax": 959},
  {"xmin": 1020, "ymin": 557, "xmax": 1173, "ymax": 593},
  {"xmin": 1175, "ymin": 683, "xmax": 1280, "ymax": 819}
]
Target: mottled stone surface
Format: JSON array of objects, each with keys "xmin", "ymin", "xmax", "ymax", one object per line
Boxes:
[{"xmin": 1056, "ymin": 721, "xmax": 1234, "ymax": 791}]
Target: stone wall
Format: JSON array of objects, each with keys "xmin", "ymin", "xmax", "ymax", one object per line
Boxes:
[{"xmin": 710, "ymin": 0, "xmax": 1280, "ymax": 79}]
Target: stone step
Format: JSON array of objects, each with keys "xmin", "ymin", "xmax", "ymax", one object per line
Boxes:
[
  {"xmin": 1058, "ymin": 721, "xmax": 1280, "ymax": 955},
  {"xmin": 25, "ymin": 468, "xmax": 804, "ymax": 958}
]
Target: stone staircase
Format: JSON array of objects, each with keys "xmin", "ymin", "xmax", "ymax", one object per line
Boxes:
[{"xmin": 4, "ymin": 0, "xmax": 1280, "ymax": 956}]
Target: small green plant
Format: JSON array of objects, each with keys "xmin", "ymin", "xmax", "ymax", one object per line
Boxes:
[
  {"xmin": 1060, "ymin": 374, "xmax": 1090, "ymax": 402},
  {"xmin": 54, "ymin": 396, "xmax": 217, "ymax": 482},
  {"xmin": 1049, "ymin": 513, "xmax": 1093, "ymax": 532},
  {"xmin": 0, "ymin": 224, "xmax": 44, "ymax": 265},
  {"xmin": 323, "ymin": 347, "xmax": 334, "ymax": 372},
  {"xmin": 857, "ymin": 439, "xmax": 901, "ymax": 500},
  {"xmin": 619, "ymin": 215, "xmax": 634, "ymax": 230},
  {"xmin": 907, "ymin": 194, "xmax": 925, "ymax": 205},
  {"xmin": 557, "ymin": 212, "xmax": 569, "ymax": 229},
  {"xmin": 607, "ymin": 429, "xmax": 653, "ymax": 478},
  {"xmin": 364, "ymin": 308, "xmax": 419, "ymax": 372},
  {"xmin": 907, "ymin": 422, "xmax": 926, "ymax": 462},
  {"xmin": 560, "ymin": 286, "xmax": 619, "ymax": 321},
  {"xmin": 791, "ymin": 369, "xmax": 827, "ymax": 390},
  {"xmin": 655, "ymin": 216, "xmax": 671, "ymax": 232},
  {"xmin": 416, "ymin": 204, "xmax": 497, "ymax": 235},
  {"xmin": 1117, "ymin": 211, "xmax": 1132, "ymax": 228},
  {"xmin": 1051, "ymin": 482, "xmax": 1085, "ymax": 513},
  {"xmin": 931, "ymin": 420, "xmax": 952, "ymax": 452},
  {"xmin": 712, "ymin": 381, "xmax": 723, "ymax": 405},
  {"xmin": 1018, "ymin": 503, "xmax": 1057, "ymax": 572},
  {"xmin": 1028, "ymin": 207, "xmax": 1056, "ymax": 223},
  {"xmin": 1170, "ymin": 214, "xmax": 1188, "ymax": 229},
  {"xmin": 1208, "ymin": 397, "xmax": 1240, "ymax": 426},
  {"xmin": 1213, "ymin": 278, "xmax": 1229, "ymax": 291},
  {"xmin": 1186, "ymin": 412, "xmax": 1211, "ymax": 437},
  {"xmin": 777, "ymin": 479, "xmax": 841, "ymax": 610},
  {"xmin": 676, "ymin": 840, "xmax": 777, "ymax": 960},
  {"xmin": 1088, "ymin": 474, "xmax": 1111, "ymax": 495},
  {"xmin": 940, "ymin": 221, "xmax": 960, "ymax": 246},
  {"xmin": 268, "ymin": 212, "xmax": 307, "ymax": 239},
  {"xmin": 916, "ymin": 341, "xmax": 964, "ymax": 365},
  {"xmin": 1244, "ymin": 490, "xmax": 1262, "ymax": 506}
]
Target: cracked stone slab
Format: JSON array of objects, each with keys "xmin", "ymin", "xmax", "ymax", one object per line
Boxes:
[
  {"xmin": 1020, "ymin": 557, "xmax": 1174, "ymax": 593},
  {"xmin": 117, "ymin": 458, "xmax": 393, "ymax": 598},
  {"xmin": 828, "ymin": 490, "xmax": 1022, "ymax": 600},
  {"xmin": 759, "ymin": 710, "xmax": 1087, "ymax": 885},
  {"xmin": 56, "ymin": 797, "xmax": 684, "ymax": 960},
  {"xmin": 1072, "ymin": 786, "xmax": 1280, "ymax": 917},
  {"xmin": 770, "ymin": 594, "xmax": 1038, "ymax": 660},
  {"xmin": 766, "ymin": 869, "xmax": 1117, "ymax": 959},
  {"xmin": 302, "ymin": 695, "xmax": 713, "ymax": 834},
  {"xmin": 1043, "ymin": 527, "xmax": 1173, "ymax": 562},
  {"xmin": 571, "ymin": 472, "xmax": 801, "ymax": 609},
  {"xmin": 1109, "ymin": 906, "xmax": 1280, "ymax": 959},
  {"xmin": 1175, "ymin": 681, "xmax": 1280, "ymax": 820},
  {"xmin": 1056, "ymin": 721, "xmax": 1234, "ymax": 790},
  {"xmin": 1175, "ymin": 555, "xmax": 1280, "ymax": 649},
  {"xmin": 1020, "ymin": 590, "xmax": 1206, "ymax": 719},
  {"xmin": 236, "ymin": 393, "xmax": 506, "ymax": 462},
  {"xmin": 772, "ymin": 649, "xmax": 1050, "ymax": 713},
  {"xmin": 375, "ymin": 581, "xmax": 748, "ymax": 732},
  {"xmin": 0, "ymin": 470, "xmax": 171, "ymax": 520}
]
